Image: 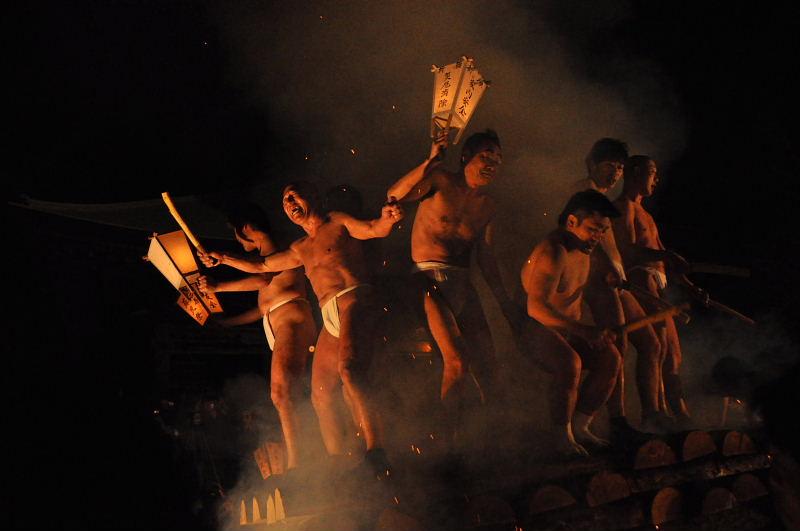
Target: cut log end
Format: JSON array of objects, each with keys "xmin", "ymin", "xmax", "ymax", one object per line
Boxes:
[
  {"xmin": 528, "ymin": 485, "xmax": 577, "ymax": 515},
  {"xmin": 651, "ymin": 487, "xmax": 684, "ymax": 525},
  {"xmin": 635, "ymin": 439, "xmax": 678, "ymax": 470},
  {"xmin": 682, "ymin": 430, "xmax": 717, "ymax": 462},
  {"xmin": 586, "ymin": 470, "xmax": 631, "ymax": 507}
]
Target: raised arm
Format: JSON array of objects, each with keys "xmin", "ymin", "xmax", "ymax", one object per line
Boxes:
[
  {"xmin": 386, "ymin": 134, "xmax": 448, "ymax": 202},
  {"xmin": 199, "ymin": 247, "xmax": 302, "ymax": 273},
  {"xmin": 477, "ymin": 219, "xmax": 522, "ymax": 329},
  {"xmin": 334, "ymin": 204, "xmax": 404, "ymax": 240}
]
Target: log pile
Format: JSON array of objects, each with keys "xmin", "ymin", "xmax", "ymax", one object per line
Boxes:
[{"xmin": 231, "ymin": 429, "xmax": 777, "ymax": 530}]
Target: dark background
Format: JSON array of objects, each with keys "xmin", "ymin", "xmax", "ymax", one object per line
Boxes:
[{"xmin": 8, "ymin": 2, "xmax": 800, "ymax": 529}]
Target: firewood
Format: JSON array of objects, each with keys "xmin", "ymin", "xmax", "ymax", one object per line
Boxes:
[
  {"xmin": 650, "ymin": 486, "xmax": 684, "ymax": 524},
  {"xmin": 585, "ymin": 470, "xmax": 631, "ymax": 507}
]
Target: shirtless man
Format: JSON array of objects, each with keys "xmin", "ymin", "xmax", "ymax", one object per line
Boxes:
[
  {"xmin": 613, "ymin": 156, "xmax": 691, "ymax": 426},
  {"xmin": 520, "ymin": 190, "xmax": 623, "ymax": 455},
  {"xmin": 197, "ymin": 202, "xmax": 317, "ymax": 469},
  {"xmin": 386, "ymin": 129, "xmax": 518, "ymax": 447},
  {"xmin": 200, "ymin": 182, "xmax": 403, "ymax": 475},
  {"xmin": 571, "ymin": 138, "xmax": 662, "ymax": 438}
]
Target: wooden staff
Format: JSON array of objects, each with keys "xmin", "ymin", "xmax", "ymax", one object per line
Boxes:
[
  {"xmin": 620, "ymin": 282, "xmax": 691, "ymax": 325},
  {"xmin": 618, "ymin": 303, "xmax": 691, "ymax": 334},
  {"xmin": 161, "ymin": 192, "xmax": 207, "ymax": 254},
  {"xmin": 690, "ymin": 262, "xmax": 751, "ymax": 278},
  {"xmin": 677, "ymin": 274, "xmax": 756, "ymax": 326}
]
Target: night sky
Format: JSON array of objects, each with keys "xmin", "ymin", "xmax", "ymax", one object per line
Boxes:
[{"xmin": 9, "ymin": 2, "xmax": 800, "ymax": 529}]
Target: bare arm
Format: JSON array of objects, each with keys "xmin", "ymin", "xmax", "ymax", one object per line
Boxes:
[
  {"xmin": 216, "ymin": 306, "xmax": 263, "ymax": 327},
  {"xmin": 477, "ymin": 219, "xmax": 520, "ymax": 327},
  {"xmin": 199, "ymin": 247, "xmax": 302, "ymax": 273},
  {"xmin": 612, "ymin": 204, "xmax": 687, "ymax": 271},
  {"xmin": 215, "ymin": 275, "xmax": 270, "ymax": 292},
  {"xmin": 335, "ymin": 204, "xmax": 404, "ymax": 240},
  {"xmin": 386, "ymin": 135, "xmax": 448, "ymax": 202},
  {"xmin": 524, "ymin": 242, "xmax": 590, "ymax": 337}
]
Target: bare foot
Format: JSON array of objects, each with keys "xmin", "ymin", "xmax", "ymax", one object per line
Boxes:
[{"xmin": 553, "ymin": 426, "xmax": 590, "ymax": 456}]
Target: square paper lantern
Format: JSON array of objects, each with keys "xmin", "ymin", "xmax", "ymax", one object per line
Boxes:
[
  {"xmin": 146, "ymin": 230, "xmax": 223, "ymax": 325},
  {"xmin": 431, "ymin": 56, "xmax": 490, "ymax": 144}
]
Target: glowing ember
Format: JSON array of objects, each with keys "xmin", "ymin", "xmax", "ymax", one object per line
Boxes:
[{"xmin": 350, "ymin": 147, "xmax": 357, "ymax": 156}]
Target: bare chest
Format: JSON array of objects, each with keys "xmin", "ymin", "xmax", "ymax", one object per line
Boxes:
[
  {"xmin": 418, "ymin": 188, "xmax": 492, "ymax": 241},
  {"xmin": 296, "ymin": 223, "xmax": 358, "ymax": 270},
  {"xmin": 558, "ymin": 253, "xmax": 590, "ymax": 296},
  {"xmin": 633, "ymin": 207, "xmax": 660, "ymax": 245}
]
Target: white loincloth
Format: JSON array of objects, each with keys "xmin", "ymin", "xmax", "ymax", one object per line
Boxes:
[
  {"xmin": 320, "ymin": 284, "xmax": 372, "ymax": 338},
  {"xmin": 629, "ymin": 266, "xmax": 668, "ymax": 290},
  {"xmin": 262, "ymin": 297, "xmax": 310, "ymax": 350}
]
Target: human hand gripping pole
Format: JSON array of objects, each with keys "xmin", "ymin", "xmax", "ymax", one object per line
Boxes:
[{"xmin": 161, "ymin": 191, "xmax": 220, "ymax": 267}]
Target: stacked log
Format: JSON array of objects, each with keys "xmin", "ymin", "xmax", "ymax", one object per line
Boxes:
[{"xmin": 232, "ymin": 430, "xmax": 775, "ymax": 531}]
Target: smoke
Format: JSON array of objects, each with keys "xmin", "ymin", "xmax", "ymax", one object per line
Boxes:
[
  {"xmin": 203, "ymin": 2, "xmax": 695, "ymax": 523},
  {"xmin": 210, "ymin": 0, "xmax": 685, "ymax": 251}
]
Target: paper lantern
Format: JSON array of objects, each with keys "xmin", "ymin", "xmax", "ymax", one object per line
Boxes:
[
  {"xmin": 430, "ymin": 56, "xmax": 490, "ymax": 144},
  {"xmin": 146, "ymin": 230, "xmax": 223, "ymax": 325}
]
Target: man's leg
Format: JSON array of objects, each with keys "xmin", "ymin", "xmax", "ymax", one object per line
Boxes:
[
  {"xmin": 571, "ymin": 338, "xmax": 622, "ymax": 447},
  {"xmin": 584, "ymin": 279, "xmax": 626, "ymax": 418},
  {"xmin": 418, "ymin": 275, "xmax": 471, "ymax": 448},
  {"xmin": 269, "ymin": 305, "xmax": 317, "ymax": 468},
  {"xmin": 619, "ymin": 290, "xmax": 662, "ymax": 424},
  {"xmin": 457, "ymin": 283, "xmax": 497, "ymax": 405},
  {"xmin": 663, "ymin": 315, "xmax": 690, "ymax": 422},
  {"xmin": 336, "ymin": 291, "xmax": 384, "ymax": 453},
  {"xmin": 311, "ymin": 328, "xmax": 352, "ymax": 455},
  {"xmin": 520, "ymin": 321, "xmax": 587, "ymax": 456}
]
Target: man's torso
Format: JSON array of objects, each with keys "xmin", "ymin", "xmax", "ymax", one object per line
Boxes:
[
  {"xmin": 257, "ymin": 268, "xmax": 307, "ymax": 314},
  {"xmin": 293, "ymin": 216, "xmax": 369, "ymax": 305},
  {"xmin": 522, "ymin": 231, "xmax": 590, "ymax": 323},
  {"xmin": 411, "ymin": 170, "xmax": 494, "ymax": 267}
]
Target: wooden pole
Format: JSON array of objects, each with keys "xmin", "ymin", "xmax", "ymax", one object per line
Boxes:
[
  {"xmin": 161, "ymin": 192, "xmax": 207, "ymax": 254},
  {"xmin": 618, "ymin": 303, "xmax": 691, "ymax": 334}
]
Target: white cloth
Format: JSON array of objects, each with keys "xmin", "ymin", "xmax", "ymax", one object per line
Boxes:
[
  {"xmin": 320, "ymin": 284, "xmax": 371, "ymax": 338},
  {"xmin": 629, "ymin": 266, "xmax": 668, "ymax": 290},
  {"xmin": 410, "ymin": 260, "xmax": 468, "ymax": 282},
  {"xmin": 262, "ymin": 297, "xmax": 309, "ymax": 350}
]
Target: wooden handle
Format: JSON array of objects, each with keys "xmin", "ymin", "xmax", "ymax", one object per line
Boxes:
[
  {"xmin": 619, "ymin": 303, "xmax": 691, "ymax": 334},
  {"xmin": 161, "ymin": 192, "xmax": 206, "ymax": 254}
]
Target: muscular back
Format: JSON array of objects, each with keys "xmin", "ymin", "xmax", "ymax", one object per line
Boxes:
[
  {"xmin": 291, "ymin": 213, "xmax": 370, "ymax": 305},
  {"xmin": 411, "ymin": 169, "xmax": 495, "ymax": 266}
]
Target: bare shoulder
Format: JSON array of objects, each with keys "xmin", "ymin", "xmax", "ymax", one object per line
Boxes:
[
  {"xmin": 535, "ymin": 234, "xmax": 567, "ymax": 264},
  {"xmin": 289, "ymin": 236, "xmax": 309, "ymax": 252}
]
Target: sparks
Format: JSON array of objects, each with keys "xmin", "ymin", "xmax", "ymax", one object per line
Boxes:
[{"xmin": 350, "ymin": 147, "xmax": 357, "ymax": 156}]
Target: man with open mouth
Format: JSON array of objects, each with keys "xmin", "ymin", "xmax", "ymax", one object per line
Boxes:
[{"xmin": 200, "ymin": 182, "xmax": 403, "ymax": 478}]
